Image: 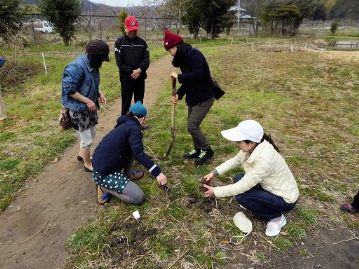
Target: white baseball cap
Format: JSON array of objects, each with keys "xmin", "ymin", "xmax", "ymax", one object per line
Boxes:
[{"xmin": 221, "ymin": 120, "xmax": 264, "ymax": 143}]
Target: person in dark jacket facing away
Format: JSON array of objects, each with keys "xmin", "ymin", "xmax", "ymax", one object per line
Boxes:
[
  {"xmin": 164, "ymin": 30, "xmax": 215, "ymax": 165},
  {"xmin": 115, "ymin": 16, "xmax": 150, "ymax": 116},
  {"xmin": 92, "ymin": 101, "xmax": 167, "ymax": 204}
]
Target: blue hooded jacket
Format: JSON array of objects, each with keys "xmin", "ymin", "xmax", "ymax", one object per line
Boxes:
[{"xmin": 92, "ymin": 115, "xmax": 161, "ymax": 177}]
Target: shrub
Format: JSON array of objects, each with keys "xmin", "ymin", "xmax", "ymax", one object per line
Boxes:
[{"xmin": 330, "ymin": 21, "xmax": 338, "ymax": 35}]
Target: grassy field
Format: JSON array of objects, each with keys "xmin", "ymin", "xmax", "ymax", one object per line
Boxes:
[
  {"xmin": 59, "ymin": 41, "xmax": 358, "ymax": 268},
  {"xmin": 0, "ymin": 41, "xmax": 166, "ymax": 210}
]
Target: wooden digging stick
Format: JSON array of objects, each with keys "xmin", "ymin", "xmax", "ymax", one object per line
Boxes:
[{"xmin": 165, "ymin": 76, "xmax": 177, "ymax": 157}]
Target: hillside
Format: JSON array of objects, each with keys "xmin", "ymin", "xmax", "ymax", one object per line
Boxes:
[
  {"xmin": 241, "ymin": 0, "xmax": 359, "ymax": 20},
  {"xmin": 327, "ymin": 0, "xmax": 359, "ymax": 19},
  {"xmin": 22, "ymin": 0, "xmax": 122, "ymax": 15},
  {"xmin": 22, "ymin": 0, "xmax": 163, "ymax": 18}
]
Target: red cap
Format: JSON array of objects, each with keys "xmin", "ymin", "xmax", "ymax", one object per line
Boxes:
[
  {"xmin": 125, "ymin": 16, "xmax": 139, "ymax": 31},
  {"xmin": 163, "ymin": 30, "xmax": 183, "ymax": 50}
]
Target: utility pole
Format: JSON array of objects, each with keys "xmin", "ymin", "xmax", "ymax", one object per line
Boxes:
[
  {"xmin": 178, "ymin": 0, "xmax": 182, "ymax": 34},
  {"xmin": 237, "ymin": 0, "xmax": 241, "ymax": 33}
]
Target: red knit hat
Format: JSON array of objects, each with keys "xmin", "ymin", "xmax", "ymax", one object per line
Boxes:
[
  {"xmin": 125, "ymin": 16, "xmax": 139, "ymax": 31},
  {"xmin": 163, "ymin": 30, "xmax": 183, "ymax": 50}
]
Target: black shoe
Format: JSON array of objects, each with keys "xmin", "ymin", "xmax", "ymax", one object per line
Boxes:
[
  {"xmin": 183, "ymin": 149, "xmax": 200, "ymax": 159},
  {"xmin": 195, "ymin": 149, "xmax": 214, "ymax": 165},
  {"xmin": 77, "ymin": 155, "xmax": 92, "ymax": 162},
  {"xmin": 84, "ymin": 166, "xmax": 93, "ymax": 173},
  {"xmin": 140, "ymin": 123, "xmax": 149, "ymax": 130}
]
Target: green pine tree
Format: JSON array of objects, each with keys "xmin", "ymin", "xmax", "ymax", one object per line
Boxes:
[
  {"xmin": 0, "ymin": 0, "xmax": 23, "ymax": 39},
  {"xmin": 40, "ymin": 0, "xmax": 81, "ymax": 45}
]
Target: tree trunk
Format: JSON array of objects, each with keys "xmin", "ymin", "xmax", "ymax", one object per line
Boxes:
[
  {"xmin": 211, "ymin": 22, "xmax": 214, "ymax": 39},
  {"xmin": 194, "ymin": 29, "xmax": 199, "ymax": 39}
]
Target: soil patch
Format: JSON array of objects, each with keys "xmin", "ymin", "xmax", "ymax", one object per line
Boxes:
[{"xmin": 260, "ymin": 228, "xmax": 359, "ymax": 269}]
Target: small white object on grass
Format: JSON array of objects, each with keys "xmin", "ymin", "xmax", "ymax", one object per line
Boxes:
[
  {"xmin": 132, "ymin": 210, "xmax": 140, "ymax": 220},
  {"xmin": 233, "ymin": 212, "xmax": 253, "ymax": 234}
]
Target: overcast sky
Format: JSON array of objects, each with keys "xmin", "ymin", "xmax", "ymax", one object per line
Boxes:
[{"xmin": 89, "ymin": 0, "xmax": 147, "ymax": 7}]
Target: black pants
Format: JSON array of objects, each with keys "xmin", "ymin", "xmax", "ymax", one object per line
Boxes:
[
  {"xmin": 120, "ymin": 78, "xmax": 145, "ymax": 115},
  {"xmin": 352, "ymin": 190, "xmax": 359, "ymax": 209}
]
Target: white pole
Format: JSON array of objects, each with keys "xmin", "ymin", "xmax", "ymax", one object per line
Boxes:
[{"xmin": 42, "ymin": 52, "xmax": 48, "ymax": 75}]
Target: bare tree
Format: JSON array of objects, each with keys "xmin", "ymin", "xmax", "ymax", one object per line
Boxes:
[{"xmin": 156, "ymin": 0, "xmax": 182, "ymax": 31}]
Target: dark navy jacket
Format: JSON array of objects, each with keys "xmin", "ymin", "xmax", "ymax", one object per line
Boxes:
[
  {"xmin": 174, "ymin": 43, "xmax": 214, "ymax": 107},
  {"xmin": 114, "ymin": 35, "xmax": 150, "ymax": 82},
  {"xmin": 92, "ymin": 115, "xmax": 161, "ymax": 177}
]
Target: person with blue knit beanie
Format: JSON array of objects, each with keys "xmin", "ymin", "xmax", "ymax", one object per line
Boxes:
[
  {"xmin": 129, "ymin": 100, "xmax": 147, "ymax": 117},
  {"xmin": 92, "ymin": 101, "xmax": 167, "ymax": 204}
]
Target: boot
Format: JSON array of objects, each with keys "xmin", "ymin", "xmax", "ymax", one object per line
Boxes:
[
  {"xmin": 195, "ymin": 148, "xmax": 214, "ymax": 165},
  {"xmin": 183, "ymin": 149, "xmax": 200, "ymax": 159}
]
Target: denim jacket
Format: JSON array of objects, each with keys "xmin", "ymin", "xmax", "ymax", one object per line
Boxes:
[{"xmin": 61, "ymin": 54, "xmax": 100, "ymax": 112}]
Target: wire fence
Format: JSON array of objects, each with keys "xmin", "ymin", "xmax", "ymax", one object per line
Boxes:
[
  {"xmin": 20, "ymin": 14, "xmax": 179, "ymax": 45},
  {"xmin": 2, "ymin": 14, "xmax": 358, "ymax": 48}
]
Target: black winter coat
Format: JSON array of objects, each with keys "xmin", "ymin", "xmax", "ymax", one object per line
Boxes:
[
  {"xmin": 115, "ymin": 35, "xmax": 150, "ymax": 82},
  {"xmin": 173, "ymin": 43, "xmax": 214, "ymax": 106},
  {"xmin": 92, "ymin": 115, "xmax": 161, "ymax": 177}
]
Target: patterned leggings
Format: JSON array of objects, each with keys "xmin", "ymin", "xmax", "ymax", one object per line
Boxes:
[{"xmin": 93, "ymin": 170, "xmax": 144, "ymax": 204}]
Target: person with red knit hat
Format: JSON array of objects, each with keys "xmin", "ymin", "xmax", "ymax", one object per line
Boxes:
[
  {"xmin": 164, "ymin": 30, "xmax": 215, "ymax": 165},
  {"xmin": 115, "ymin": 16, "xmax": 150, "ymax": 121}
]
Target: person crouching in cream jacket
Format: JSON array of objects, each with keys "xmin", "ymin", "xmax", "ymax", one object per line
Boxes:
[{"xmin": 202, "ymin": 120, "xmax": 299, "ymax": 236}]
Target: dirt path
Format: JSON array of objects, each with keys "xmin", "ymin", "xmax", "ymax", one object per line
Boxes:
[
  {"xmin": 0, "ymin": 55, "xmax": 173, "ymax": 269},
  {"xmin": 261, "ymin": 227, "xmax": 359, "ymax": 269}
]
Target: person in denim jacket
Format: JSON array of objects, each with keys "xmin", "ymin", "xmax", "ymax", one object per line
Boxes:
[{"xmin": 61, "ymin": 40, "xmax": 109, "ymax": 172}]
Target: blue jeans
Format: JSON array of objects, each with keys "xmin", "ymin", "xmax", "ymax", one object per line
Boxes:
[{"xmin": 234, "ymin": 174, "xmax": 296, "ymax": 221}]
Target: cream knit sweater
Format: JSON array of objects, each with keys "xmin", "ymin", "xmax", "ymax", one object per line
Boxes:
[{"xmin": 213, "ymin": 140, "xmax": 299, "ymax": 203}]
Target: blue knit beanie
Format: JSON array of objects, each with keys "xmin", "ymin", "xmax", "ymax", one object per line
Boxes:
[
  {"xmin": 0, "ymin": 57, "xmax": 5, "ymax": 68},
  {"xmin": 129, "ymin": 101, "xmax": 147, "ymax": 117}
]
